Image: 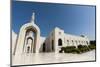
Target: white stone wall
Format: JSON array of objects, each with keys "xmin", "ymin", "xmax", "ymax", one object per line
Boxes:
[
  {"xmin": 39, "ymin": 37, "xmax": 46, "ymax": 52},
  {"xmin": 12, "ymin": 26, "xmax": 90, "ymax": 54},
  {"xmin": 12, "ymin": 30, "xmax": 17, "ymax": 55},
  {"xmin": 64, "ymin": 34, "xmax": 89, "ymax": 46},
  {"xmin": 44, "ymin": 27, "xmax": 90, "ymax": 53}
]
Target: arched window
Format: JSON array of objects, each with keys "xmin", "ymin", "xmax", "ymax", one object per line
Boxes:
[
  {"xmin": 86, "ymin": 41, "xmax": 88, "ymax": 45},
  {"xmin": 67, "ymin": 40, "xmax": 69, "ymax": 45},
  {"xmin": 79, "ymin": 41, "xmax": 80, "ymax": 43},
  {"xmin": 59, "ymin": 32, "xmax": 61, "ymax": 34},
  {"xmin": 27, "ymin": 37, "xmax": 33, "ymax": 45},
  {"xmin": 84, "ymin": 41, "xmax": 85, "ymax": 44},
  {"xmin": 25, "ymin": 37, "xmax": 33, "ymax": 53},
  {"xmin": 72, "ymin": 40, "xmax": 74, "ymax": 45},
  {"xmin": 27, "ymin": 46, "xmax": 30, "ymax": 53},
  {"xmin": 58, "ymin": 39, "xmax": 62, "ymax": 46},
  {"xmin": 81, "ymin": 41, "xmax": 83, "ymax": 44},
  {"xmin": 72, "ymin": 40, "xmax": 73, "ymax": 42},
  {"xmin": 75, "ymin": 40, "xmax": 77, "ymax": 44},
  {"xmin": 67, "ymin": 40, "xmax": 69, "ymax": 42},
  {"xmin": 24, "ymin": 28, "xmax": 35, "ymax": 53}
]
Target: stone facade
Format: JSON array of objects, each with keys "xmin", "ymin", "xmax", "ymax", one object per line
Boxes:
[
  {"xmin": 13, "ymin": 12, "xmax": 90, "ymax": 55},
  {"xmin": 44, "ymin": 27, "xmax": 89, "ymax": 53}
]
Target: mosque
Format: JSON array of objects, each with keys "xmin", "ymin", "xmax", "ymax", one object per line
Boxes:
[{"xmin": 13, "ymin": 12, "xmax": 90, "ymax": 55}]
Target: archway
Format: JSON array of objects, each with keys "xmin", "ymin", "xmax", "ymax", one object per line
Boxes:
[
  {"xmin": 14, "ymin": 13, "xmax": 40, "ymax": 55},
  {"xmin": 24, "ymin": 27, "xmax": 37, "ymax": 53},
  {"xmin": 24, "ymin": 36, "xmax": 33, "ymax": 53},
  {"xmin": 58, "ymin": 38, "xmax": 62, "ymax": 46},
  {"xmin": 52, "ymin": 40, "xmax": 54, "ymax": 51},
  {"xmin": 14, "ymin": 24, "xmax": 40, "ymax": 55},
  {"xmin": 27, "ymin": 46, "xmax": 30, "ymax": 53},
  {"xmin": 43, "ymin": 43, "xmax": 45, "ymax": 52}
]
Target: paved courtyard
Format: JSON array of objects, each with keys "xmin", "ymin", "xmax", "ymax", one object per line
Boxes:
[{"xmin": 12, "ymin": 50, "xmax": 95, "ymax": 66}]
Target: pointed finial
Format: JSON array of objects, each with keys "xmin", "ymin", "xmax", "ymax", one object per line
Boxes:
[
  {"xmin": 31, "ymin": 12, "xmax": 35, "ymax": 23},
  {"xmin": 32, "ymin": 12, "xmax": 35, "ymax": 21}
]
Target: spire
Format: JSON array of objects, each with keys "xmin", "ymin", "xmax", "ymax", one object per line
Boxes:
[{"xmin": 31, "ymin": 12, "xmax": 35, "ymax": 23}]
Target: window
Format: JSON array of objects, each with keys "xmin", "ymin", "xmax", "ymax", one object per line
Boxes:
[
  {"xmin": 72, "ymin": 40, "xmax": 74, "ymax": 45},
  {"xmin": 72, "ymin": 40, "xmax": 73, "ymax": 42},
  {"xmin": 86, "ymin": 41, "xmax": 88, "ymax": 45},
  {"xmin": 79, "ymin": 41, "xmax": 80, "ymax": 43},
  {"xmin": 27, "ymin": 46, "xmax": 30, "ymax": 53},
  {"xmin": 67, "ymin": 40, "xmax": 69, "ymax": 42},
  {"xmin": 59, "ymin": 32, "xmax": 61, "ymax": 35},
  {"xmin": 84, "ymin": 41, "xmax": 85, "ymax": 43},
  {"xmin": 52, "ymin": 40, "xmax": 54, "ymax": 51},
  {"xmin": 81, "ymin": 41, "xmax": 83, "ymax": 44},
  {"xmin": 75, "ymin": 40, "xmax": 77, "ymax": 44},
  {"xmin": 67, "ymin": 40, "xmax": 69, "ymax": 45},
  {"xmin": 26, "ymin": 37, "xmax": 33, "ymax": 45},
  {"xmin": 58, "ymin": 39, "xmax": 62, "ymax": 46}
]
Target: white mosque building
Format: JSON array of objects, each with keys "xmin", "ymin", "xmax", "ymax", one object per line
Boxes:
[{"xmin": 12, "ymin": 12, "xmax": 90, "ymax": 55}]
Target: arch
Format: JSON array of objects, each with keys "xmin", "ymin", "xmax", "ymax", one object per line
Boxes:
[
  {"xmin": 58, "ymin": 38, "xmax": 62, "ymax": 46},
  {"xmin": 52, "ymin": 40, "xmax": 54, "ymax": 51},
  {"xmin": 72, "ymin": 40, "xmax": 74, "ymax": 45},
  {"xmin": 24, "ymin": 25, "xmax": 40, "ymax": 53},
  {"xmin": 14, "ymin": 22, "xmax": 40, "ymax": 54},
  {"xmin": 67, "ymin": 40, "xmax": 69, "ymax": 45},
  {"xmin": 27, "ymin": 46, "xmax": 30, "ymax": 53},
  {"xmin": 86, "ymin": 41, "xmax": 88, "ymax": 45},
  {"xmin": 24, "ymin": 37, "xmax": 33, "ymax": 53},
  {"xmin": 26, "ymin": 37, "xmax": 33, "ymax": 44},
  {"xmin": 24, "ymin": 28, "xmax": 36, "ymax": 53},
  {"xmin": 43, "ymin": 43, "xmax": 45, "ymax": 52}
]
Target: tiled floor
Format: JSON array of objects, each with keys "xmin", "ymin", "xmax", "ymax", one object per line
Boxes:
[{"xmin": 12, "ymin": 50, "xmax": 95, "ymax": 66}]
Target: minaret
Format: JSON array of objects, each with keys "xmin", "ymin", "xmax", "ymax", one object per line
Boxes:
[{"xmin": 31, "ymin": 12, "xmax": 35, "ymax": 23}]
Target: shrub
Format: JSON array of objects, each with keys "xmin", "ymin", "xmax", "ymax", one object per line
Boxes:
[
  {"xmin": 59, "ymin": 46, "xmax": 81, "ymax": 54},
  {"xmin": 78, "ymin": 45, "xmax": 83, "ymax": 48},
  {"xmin": 88, "ymin": 44, "xmax": 96, "ymax": 50},
  {"xmin": 64, "ymin": 46, "xmax": 76, "ymax": 53},
  {"xmin": 74, "ymin": 48, "xmax": 81, "ymax": 54},
  {"xmin": 82, "ymin": 45, "xmax": 90, "ymax": 52},
  {"xmin": 59, "ymin": 47, "xmax": 65, "ymax": 53},
  {"xmin": 59, "ymin": 44, "xmax": 95, "ymax": 54},
  {"xmin": 78, "ymin": 45, "xmax": 89, "ymax": 53}
]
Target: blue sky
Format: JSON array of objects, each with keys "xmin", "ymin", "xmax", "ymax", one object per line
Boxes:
[{"xmin": 12, "ymin": 1, "xmax": 96, "ymax": 40}]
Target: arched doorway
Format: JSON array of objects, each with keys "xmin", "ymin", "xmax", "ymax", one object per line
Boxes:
[
  {"xmin": 52, "ymin": 40, "xmax": 54, "ymax": 51},
  {"xmin": 58, "ymin": 38, "xmax": 62, "ymax": 46},
  {"xmin": 27, "ymin": 46, "xmax": 30, "ymax": 53},
  {"xmin": 26, "ymin": 37, "xmax": 33, "ymax": 53},
  {"xmin": 14, "ymin": 13, "xmax": 40, "ymax": 55},
  {"xmin": 23, "ymin": 28, "xmax": 37, "ymax": 53},
  {"xmin": 43, "ymin": 43, "xmax": 45, "ymax": 52}
]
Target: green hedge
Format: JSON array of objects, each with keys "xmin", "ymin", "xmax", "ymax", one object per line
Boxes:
[
  {"xmin": 88, "ymin": 44, "xmax": 96, "ymax": 50},
  {"xmin": 59, "ymin": 44, "xmax": 96, "ymax": 54},
  {"xmin": 59, "ymin": 46, "xmax": 80, "ymax": 54},
  {"xmin": 64, "ymin": 46, "xmax": 77, "ymax": 53},
  {"xmin": 78, "ymin": 45, "xmax": 90, "ymax": 53}
]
